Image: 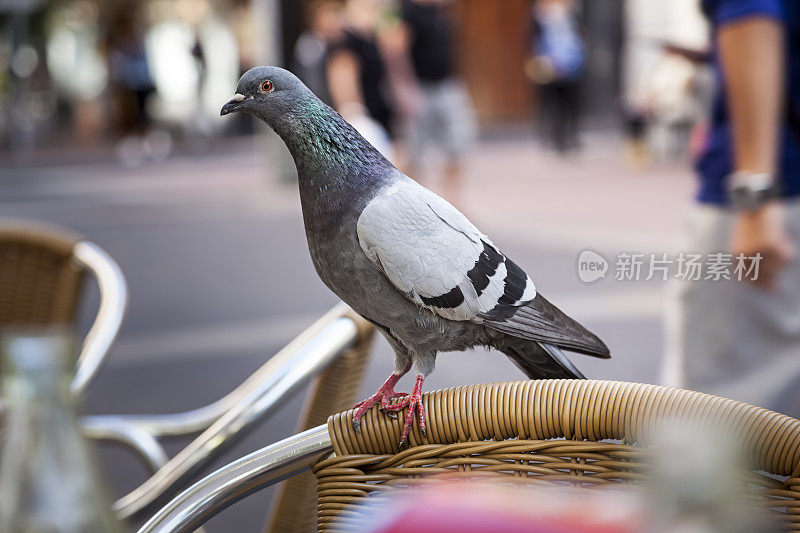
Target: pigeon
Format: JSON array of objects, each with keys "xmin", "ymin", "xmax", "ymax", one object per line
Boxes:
[{"xmin": 221, "ymin": 67, "xmax": 610, "ymax": 448}]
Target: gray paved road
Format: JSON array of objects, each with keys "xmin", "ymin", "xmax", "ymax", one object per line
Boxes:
[{"xmin": 0, "ymin": 136, "xmax": 678, "ymax": 531}]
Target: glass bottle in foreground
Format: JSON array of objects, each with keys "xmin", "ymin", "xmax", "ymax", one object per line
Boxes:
[{"xmin": 0, "ymin": 330, "xmax": 122, "ymax": 533}]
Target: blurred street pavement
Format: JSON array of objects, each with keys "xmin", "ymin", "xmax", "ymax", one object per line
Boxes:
[{"xmin": 0, "ymin": 130, "xmax": 694, "ymax": 531}]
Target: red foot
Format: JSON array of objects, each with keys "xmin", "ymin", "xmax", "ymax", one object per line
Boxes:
[
  {"xmin": 352, "ymin": 373, "xmax": 408, "ymax": 433},
  {"xmin": 383, "ymin": 375, "xmax": 426, "ymax": 449}
]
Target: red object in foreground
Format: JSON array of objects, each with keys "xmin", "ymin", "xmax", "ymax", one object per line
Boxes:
[
  {"xmin": 373, "ymin": 507, "xmax": 633, "ymax": 533},
  {"xmin": 355, "ymin": 483, "xmax": 643, "ymax": 533}
]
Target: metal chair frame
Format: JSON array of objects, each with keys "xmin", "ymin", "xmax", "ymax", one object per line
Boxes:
[
  {"xmin": 71, "ymin": 241, "xmax": 128, "ymax": 395},
  {"xmin": 83, "ymin": 303, "xmax": 371, "ymax": 523},
  {"xmin": 139, "ymin": 425, "xmax": 331, "ymax": 533},
  {"xmin": 1, "ymin": 220, "xmax": 375, "ymax": 529}
]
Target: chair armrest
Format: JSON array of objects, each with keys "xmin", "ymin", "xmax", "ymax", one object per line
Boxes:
[
  {"xmin": 82, "ymin": 416, "xmax": 169, "ymax": 473},
  {"xmin": 137, "ymin": 425, "xmax": 332, "ymax": 533},
  {"xmin": 71, "ymin": 241, "xmax": 128, "ymax": 395},
  {"xmin": 113, "ymin": 315, "xmax": 359, "ymax": 520}
]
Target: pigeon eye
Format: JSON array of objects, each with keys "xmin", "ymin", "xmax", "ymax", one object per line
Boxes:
[{"xmin": 260, "ymin": 80, "xmax": 274, "ymax": 93}]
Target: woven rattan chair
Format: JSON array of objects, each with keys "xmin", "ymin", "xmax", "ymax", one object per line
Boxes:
[
  {"xmin": 315, "ymin": 380, "xmax": 800, "ymax": 531},
  {"xmin": 0, "ymin": 219, "xmax": 127, "ymax": 394},
  {"xmin": 140, "ymin": 379, "xmax": 800, "ymax": 532}
]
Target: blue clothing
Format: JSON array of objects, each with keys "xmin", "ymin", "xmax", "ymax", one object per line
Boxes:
[
  {"xmin": 697, "ymin": 0, "xmax": 800, "ymax": 204},
  {"xmin": 534, "ymin": 11, "xmax": 585, "ymax": 80}
]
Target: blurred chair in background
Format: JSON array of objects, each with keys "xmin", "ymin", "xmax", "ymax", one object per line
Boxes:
[
  {"xmin": 0, "ymin": 219, "xmax": 127, "ymax": 395},
  {"xmin": 262, "ymin": 308, "xmax": 374, "ymax": 533},
  {"xmin": 663, "ymin": 0, "xmax": 800, "ymax": 417}
]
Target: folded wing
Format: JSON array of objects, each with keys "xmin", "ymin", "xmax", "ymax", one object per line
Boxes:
[
  {"xmin": 357, "ymin": 178, "xmax": 535, "ymax": 321},
  {"xmin": 357, "ymin": 177, "xmax": 609, "ymax": 359}
]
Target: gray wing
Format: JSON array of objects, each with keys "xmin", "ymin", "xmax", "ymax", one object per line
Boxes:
[
  {"xmin": 357, "ymin": 177, "xmax": 610, "ymax": 359},
  {"xmin": 356, "ymin": 178, "xmax": 536, "ymax": 322}
]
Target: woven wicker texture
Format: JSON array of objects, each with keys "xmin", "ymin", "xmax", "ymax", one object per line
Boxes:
[
  {"xmin": 316, "ymin": 380, "xmax": 800, "ymax": 531},
  {"xmin": 0, "ymin": 221, "xmax": 84, "ymax": 328},
  {"xmin": 264, "ymin": 311, "xmax": 374, "ymax": 533}
]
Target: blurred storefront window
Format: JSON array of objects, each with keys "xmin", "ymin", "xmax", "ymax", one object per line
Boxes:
[
  {"xmin": 46, "ymin": 2, "xmax": 107, "ymax": 101},
  {"xmin": 1, "ymin": 0, "xmax": 242, "ymax": 155}
]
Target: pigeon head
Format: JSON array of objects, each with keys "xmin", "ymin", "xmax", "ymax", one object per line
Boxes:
[
  {"xmin": 220, "ymin": 66, "xmax": 313, "ymax": 125},
  {"xmin": 220, "ymin": 65, "xmax": 391, "ymax": 183}
]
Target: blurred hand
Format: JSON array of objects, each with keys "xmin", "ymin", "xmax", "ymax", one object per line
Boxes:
[
  {"xmin": 731, "ymin": 201, "xmax": 794, "ymax": 288},
  {"xmin": 524, "ymin": 56, "xmax": 555, "ymax": 85},
  {"xmin": 377, "ymin": 20, "xmax": 424, "ymax": 118}
]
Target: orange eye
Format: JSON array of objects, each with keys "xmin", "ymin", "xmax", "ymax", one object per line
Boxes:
[{"xmin": 260, "ymin": 80, "xmax": 274, "ymax": 92}]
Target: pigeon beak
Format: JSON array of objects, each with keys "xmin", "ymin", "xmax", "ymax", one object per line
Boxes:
[{"xmin": 220, "ymin": 93, "xmax": 246, "ymax": 116}]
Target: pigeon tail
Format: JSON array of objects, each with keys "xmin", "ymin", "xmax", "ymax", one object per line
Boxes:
[
  {"xmin": 499, "ymin": 338, "xmax": 586, "ymax": 380},
  {"xmin": 484, "ymin": 293, "xmax": 610, "ymax": 359}
]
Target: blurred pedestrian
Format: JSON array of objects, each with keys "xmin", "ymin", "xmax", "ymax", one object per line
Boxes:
[
  {"xmin": 641, "ymin": 46, "xmax": 711, "ymax": 162},
  {"xmin": 621, "ymin": 104, "xmax": 650, "ymax": 167},
  {"xmin": 663, "ymin": 0, "xmax": 800, "ymax": 416},
  {"xmin": 526, "ymin": 0, "xmax": 585, "ymax": 154},
  {"xmin": 107, "ymin": 13, "xmax": 155, "ymax": 135},
  {"xmin": 292, "ymin": 0, "xmax": 344, "ymax": 106},
  {"xmin": 327, "ymin": 0, "xmax": 396, "ymax": 159},
  {"xmin": 384, "ymin": 0, "xmax": 476, "ymax": 208},
  {"xmin": 107, "ymin": 11, "xmax": 159, "ymax": 166}
]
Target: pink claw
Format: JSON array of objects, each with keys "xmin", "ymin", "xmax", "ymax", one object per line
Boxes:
[
  {"xmin": 352, "ymin": 373, "xmax": 408, "ymax": 432},
  {"xmin": 383, "ymin": 375, "xmax": 426, "ymax": 449}
]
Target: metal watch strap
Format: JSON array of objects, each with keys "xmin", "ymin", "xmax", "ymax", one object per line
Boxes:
[{"xmin": 728, "ymin": 171, "xmax": 780, "ymax": 211}]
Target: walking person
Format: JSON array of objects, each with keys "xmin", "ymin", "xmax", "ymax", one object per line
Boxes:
[
  {"xmin": 385, "ymin": 0, "xmax": 477, "ymax": 208},
  {"xmin": 663, "ymin": 0, "xmax": 800, "ymax": 416},
  {"xmin": 527, "ymin": 0, "xmax": 585, "ymax": 153}
]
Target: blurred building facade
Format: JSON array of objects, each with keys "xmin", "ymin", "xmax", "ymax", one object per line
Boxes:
[
  {"xmin": 1, "ymin": 0, "xmax": 708, "ymax": 155},
  {"xmin": 0, "ymin": 0, "xmax": 259, "ymax": 155}
]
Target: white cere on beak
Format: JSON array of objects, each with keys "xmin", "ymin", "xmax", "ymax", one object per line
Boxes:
[{"xmin": 230, "ymin": 93, "xmax": 246, "ymax": 102}]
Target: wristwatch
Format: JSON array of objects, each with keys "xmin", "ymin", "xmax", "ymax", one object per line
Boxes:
[{"xmin": 727, "ymin": 171, "xmax": 781, "ymax": 211}]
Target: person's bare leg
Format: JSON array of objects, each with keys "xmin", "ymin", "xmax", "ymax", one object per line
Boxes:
[{"xmin": 442, "ymin": 157, "xmax": 463, "ymax": 209}]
